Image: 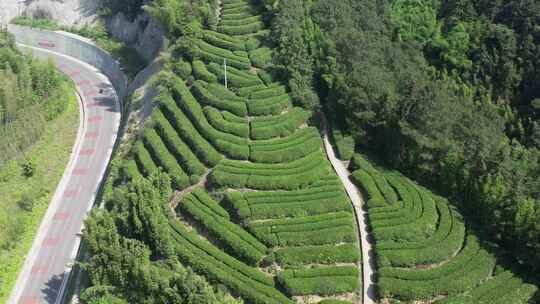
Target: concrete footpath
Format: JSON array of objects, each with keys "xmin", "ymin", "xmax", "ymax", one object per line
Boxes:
[{"xmin": 320, "ymin": 116, "xmax": 377, "ymax": 304}]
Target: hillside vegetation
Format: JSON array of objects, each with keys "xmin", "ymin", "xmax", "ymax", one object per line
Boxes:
[
  {"xmin": 351, "ymin": 153, "xmax": 537, "ymax": 303},
  {"xmin": 78, "ymin": 0, "xmax": 539, "ymax": 303},
  {"xmin": 0, "ymin": 30, "xmax": 78, "ymax": 301},
  {"xmin": 304, "ymin": 0, "xmax": 540, "ymax": 273},
  {"xmin": 81, "ymin": 0, "xmax": 360, "ymax": 303}
]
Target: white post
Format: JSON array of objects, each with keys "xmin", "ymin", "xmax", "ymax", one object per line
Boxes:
[{"xmin": 224, "ymin": 58, "xmax": 228, "ymax": 89}]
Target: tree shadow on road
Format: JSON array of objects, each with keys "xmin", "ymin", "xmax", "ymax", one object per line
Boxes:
[{"xmin": 42, "ymin": 273, "xmax": 65, "ymax": 304}]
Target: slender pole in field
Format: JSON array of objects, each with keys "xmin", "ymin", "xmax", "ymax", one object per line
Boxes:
[{"xmin": 224, "ymin": 58, "xmax": 228, "ymax": 89}]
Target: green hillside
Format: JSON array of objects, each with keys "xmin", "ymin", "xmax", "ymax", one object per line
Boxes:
[{"xmin": 79, "ymin": 0, "xmax": 540, "ymax": 303}]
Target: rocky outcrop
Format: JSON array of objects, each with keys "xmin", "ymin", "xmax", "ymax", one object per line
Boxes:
[
  {"xmin": 107, "ymin": 11, "xmax": 165, "ymax": 63},
  {"xmin": 1, "ymin": 0, "xmax": 164, "ymax": 63},
  {"xmin": 0, "ymin": 0, "xmax": 99, "ymax": 26}
]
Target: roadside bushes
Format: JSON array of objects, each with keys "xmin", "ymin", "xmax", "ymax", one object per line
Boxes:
[
  {"xmin": 119, "ymin": 159, "xmax": 143, "ymax": 181},
  {"xmin": 352, "ymin": 170, "xmax": 386, "ymax": 208},
  {"xmin": 278, "ymin": 266, "xmax": 359, "ymax": 296},
  {"xmin": 330, "ymin": 127, "xmax": 354, "ymax": 161}
]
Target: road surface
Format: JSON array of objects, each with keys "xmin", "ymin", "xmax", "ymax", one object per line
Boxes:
[
  {"xmin": 320, "ymin": 115, "xmax": 377, "ymax": 304},
  {"xmin": 8, "ymin": 44, "xmax": 121, "ymax": 304}
]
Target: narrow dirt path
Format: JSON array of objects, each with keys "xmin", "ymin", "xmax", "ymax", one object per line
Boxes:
[
  {"xmin": 319, "ymin": 114, "xmax": 377, "ymax": 304},
  {"xmin": 170, "ymin": 170, "xmax": 211, "ymax": 209}
]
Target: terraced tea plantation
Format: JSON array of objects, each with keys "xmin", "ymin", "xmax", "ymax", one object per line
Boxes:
[
  {"xmin": 351, "ymin": 154, "xmax": 538, "ymax": 304},
  {"xmin": 115, "ymin": 0, "xmax": 361, "ymax": 303}
]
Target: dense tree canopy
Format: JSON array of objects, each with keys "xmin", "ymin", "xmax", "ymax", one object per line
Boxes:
[
  {"xmin": 0, "ymin": 30, "xmax": 70, "ymax": 165},
  {"xmin": 286, "ymin": 0, "xmax": 540, "ymax": 272},
  {"xmin": 83, "ymin": 172, "xmax": 242, "ymax": 304}
]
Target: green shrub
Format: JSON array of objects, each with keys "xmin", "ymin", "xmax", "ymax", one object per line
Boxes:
[
  {"xmin": 330, "ymin": 128, "xmax": 354, "ymax": 161},
  {"xmin": 202, "ymin": 30, "xmax": 246, "ymax": 51},
  {"xmin": 278, "ymin": 266, "xmax": 359, "ymax": 296},
  {"xmin": 142, "ymin": 128, "xmax": 190, "ymax": 189},
  {"xmin": 351, "ymin": 170, "xmax": 386, "ymax": 208},
  {"xmin": 249, "ymin": 212, "xmax": 356, "ymax": 247},
  {"xmin": 210, "ymin": 152, "xmax": 331, "ymax": 190},
  {"xmin": 173, "ymin": 59, "xmax": 193, "ymax": 78},
  {"xmin": 250, "ymin": 47, "xmax": 273, "ymax": 68},
  {"xmin": 218, "ymin": 22, "xmax": 265, "ymax": 36},
  {"xmin": 152, "ymin": 109, "xmax": 207, "ymax": 176},
  {"xmin": 221, "ymin": 5, "xmax": 254, "ymax": 16},
  {"xmin": 225, "ymin": 176, "xmax": 351, "ymax": 220},
  {"xmin": 119, "ymin": 159, "xmax": 143, "ymax": 182},
  {"xmin": 169, "ymin": 221, "xmax": 292, "ymax": 304},
  {"xmin": 350, "ymin": 153, "xmax": 376, "ymax": 173},
  {"xmin": 159, "ymin": 94, "xmax": 223, "ymax": 166},
  {"xmin": 247, "ymin": 93, "xmax": 293, "ymax": 116},
  {"xmin": 378, "ymin": 248, "xmax": 495, "ymax": 300},
  {"xmin": 171, "ymin": 81, "xmax": 250, "ymax": 159},
  {"xmin": 178, "ymin": 192, "xmax": 267, "ymax": 265},
  {"xmin": 195, "ymin": 40, "xmax": 251, "ymax": 69},
  {"xmin": 434, "ymin": 271, "xmax": 538, "ymax": 304},
  {"xmin": 244, "ymin": 36, "xmax": 262, "ymax": 51},
  {"xmin": 250, "ymin": 107, "xmax": 311, "ymax": 140},
  {"xmin": 191, "ymin": 188, "xmax": 230, "ymax": 219},
  {"xmin": 237, "ymin": 84, "xmax": 267, "ymax": 97},
  {"xmin": 133, "ymin": 142, "xmax": 158, "ymax": 177},
  {"xmin": 204, "ymin": 107, "xmax": 249, "ymax": 137},
  {"xmin": 257, "ymin": 69, "xmax": 275, "ymax": 85},
  {"xmin": 221, "ymin": 12, "xmax": 255, "ymax": 21},
  {"xmin": 275, "ymin": 244, "xmax": 359, "ymax": 266},
  {"xmin": 207, "ymin": 62, "xmax": 263, "ymax": 88},
  {"xmin": 250, "ymin": 127, "xmax": 322, "ymax": 163},
  {"xmin": 169, "ymin": 219, "xmax": 273, "ymax": 286},
  {"xmin": 371, "ymin": 189, "xmax": 440, "ymax": 243},
  {"xmin": 221, "ymin": 15, "xmax": 262, "ymax": 27},
  {"xmin": 191, "ymin": 80, "xmax": 247, "ymax": 116},
  {"xmin": 192, "ymin": 60, "xmax": 218, "ymax": 83}
]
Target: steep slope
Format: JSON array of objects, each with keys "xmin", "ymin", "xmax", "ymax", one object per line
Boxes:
[{"xmin": 105, "ymin": 0, "xmax": 362, "ymax": 303}]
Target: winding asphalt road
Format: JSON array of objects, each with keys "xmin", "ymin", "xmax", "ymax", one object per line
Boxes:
[
  {"xmin": 320, "ymin": 115, "xmax": 377, "ymax": 304},
  {"xmin": 7, "ymin": 44, "xmax": 121, "ymax": 304}
]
